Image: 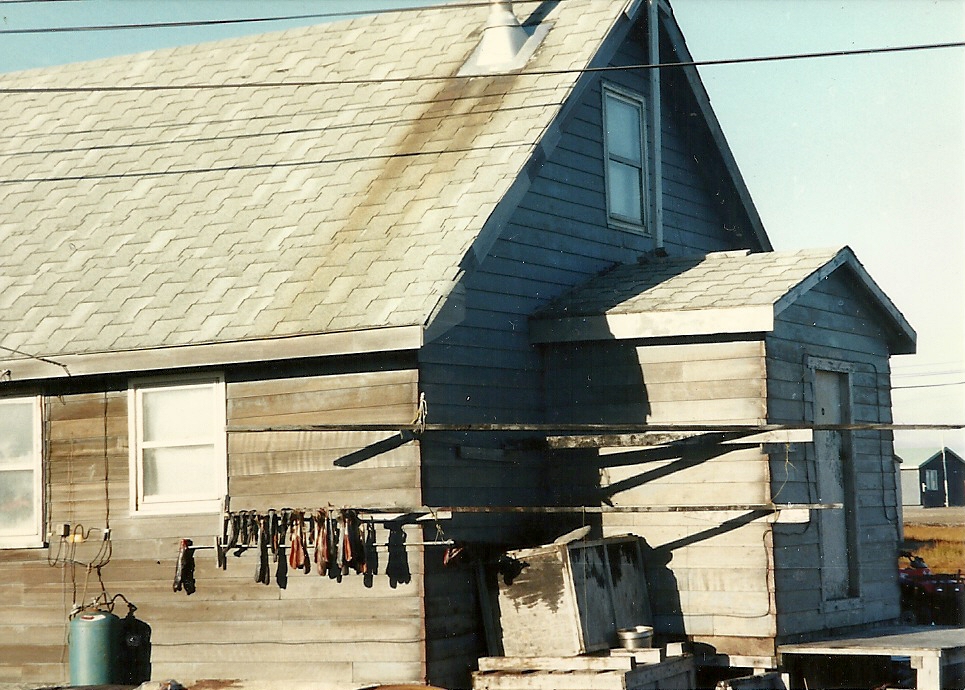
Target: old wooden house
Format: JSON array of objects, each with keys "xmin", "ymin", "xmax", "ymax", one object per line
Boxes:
[{"xmin": 0, "ymin": 0, "xmax": 916, "ymax": 688}]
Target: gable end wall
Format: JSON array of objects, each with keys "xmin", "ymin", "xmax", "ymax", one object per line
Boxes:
[{"xmin": 766, "ymin": 269, "xmax": 901, "ymax": 637}]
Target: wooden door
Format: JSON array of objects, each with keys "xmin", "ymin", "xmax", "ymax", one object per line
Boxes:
[{"xmin": 813, "ymin": 369, "xmax": 857, "ymax": 601}]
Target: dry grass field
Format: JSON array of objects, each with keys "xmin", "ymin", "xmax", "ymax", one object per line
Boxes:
[{"xmin": 902, "ymin": 507, "xmax": 965, "ymax": 572}]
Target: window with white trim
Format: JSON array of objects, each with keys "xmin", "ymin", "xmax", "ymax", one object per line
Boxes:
[
  {"xmin": 603, "ymin": 84, "xmax": 649, "ymax": 232},
  {"xmin": 129, "ymin": 377, "xmax": 227, "ymax": 515},
  {"xmin": 0, "ymin": 396, "xmax": 43, "ymax": 548}
]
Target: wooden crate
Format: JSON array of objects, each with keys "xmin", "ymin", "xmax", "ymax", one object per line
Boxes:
[
  {"xmin": 495, "ymin": 536, "xmax": 652, "ymax": 657},
  {"xmin": 473, "ymin": 654, "xmax": 696, "ymax": 690}
]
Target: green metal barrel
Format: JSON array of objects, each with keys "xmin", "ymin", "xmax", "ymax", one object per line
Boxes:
[{"xmin": 69, "ymin": 610, "xmax": 120, "ymax": 685}]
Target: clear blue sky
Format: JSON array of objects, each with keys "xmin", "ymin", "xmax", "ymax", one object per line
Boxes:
[{"xmin": 1, "ymin": 0, "xmax": 962, "ymax": 453}]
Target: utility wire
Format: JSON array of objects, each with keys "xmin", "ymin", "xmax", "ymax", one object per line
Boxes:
[
  {"xmin": 1, "ymin": 41, "xmax": 963, "ymax": 93},
  {"xmin": 0, "ymin": 98, "xmax": 563, "ymax": 160},
  {"xmin": 0, "ymin": 139, "xmax": 534, "ymax": 185},
  {"xmin": 0, "ymin": 0, "xmax": 536, "ymax": 32},
  {"xmin": 893, "ymin": 381, "xmax": 965, "ymax": 390},
  {"xmin": 0, "ymin": 82, "xmax": 565, "ymax": 145}
]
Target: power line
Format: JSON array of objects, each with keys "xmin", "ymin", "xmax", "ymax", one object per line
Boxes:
[
  {"xmin": 893, "ymin": 381, "xmax": 965, "ymax": 391},
  {"xmin": 0, "ymin": 139, "xmax": 534, "ymax": 186},
  {"xmin": 0, "ymin": 82, "xmax": 564, "ymax": 146},
  {"xmin": 0, "ymin": 0, "xmax": 533, "ymax": 33},
  {"xmin": 1, "ymin": 41, "xmax": 963, "ymax": 94},
  {"xmin": 0, "ymin": 97, "xmax": 563, "ymax": 160}
]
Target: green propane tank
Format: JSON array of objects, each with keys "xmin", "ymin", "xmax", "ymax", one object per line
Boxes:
[{"xmin": 69, "ymin": 610, "xmax": 120, "ymax": 685}]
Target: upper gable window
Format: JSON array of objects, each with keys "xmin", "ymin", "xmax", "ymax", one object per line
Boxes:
[
  {"xmin": 0, "ymin": 396, "xmax": 43, "ymax": 548},
  {"xmin": 129, "ymin": 377, "xmax": 227, "ymax": 515},
  {"xmin": 603, "ymin": 84, "xmax": 649, "ymax": 232}
]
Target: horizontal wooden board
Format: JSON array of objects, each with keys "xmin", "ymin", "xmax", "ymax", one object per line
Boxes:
[
  {"xmin": 227, "ymin": 368, "xmax": 417, "ymax": 399},
  {"xmin": 230, "ymin": 443, "xmax": 420, "ymax": 476},
  {"xmin": 149, "ymin": 639, "xmax": 423, "ymax": 664}
]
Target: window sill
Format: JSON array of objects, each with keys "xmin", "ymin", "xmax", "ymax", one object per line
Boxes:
[
  {"xmin": 607, "ymin": 216, "xmax": 651, "ymax": 236},
  {"xmin": 132, "ymin": 499, "xmax": 223, "ymax": 517},
  {"xmin": 0, "ymin": 536, "xmax": 45, "ymax": 549}
]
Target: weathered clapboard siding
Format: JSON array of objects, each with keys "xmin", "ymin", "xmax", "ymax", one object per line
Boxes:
[
  {"xmin": 541, "ymin": 338, "xmax": 775, "ymax": 651},
  {"xmin": 545, "ymin": 340, "xmax": 767, "ymax": 424},
  {"xmin": 0, "ymin": 360, "xmax": 429, "ymax": 687},
  {"xmin": 766, "ymin": 269, "xmax": 900, "ymax": 639},
  {"xmin": 0, "ymin": 391, "xmax": 126, "ymax": 685},
  {"xmin": 227, "ymin": 368, "xmax": 421, "ymax": 512}
]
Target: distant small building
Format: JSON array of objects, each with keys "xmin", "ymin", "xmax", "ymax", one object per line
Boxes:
[{"xmin": 898, "ymin": 448, "xmax": 965, "ymax": 507}]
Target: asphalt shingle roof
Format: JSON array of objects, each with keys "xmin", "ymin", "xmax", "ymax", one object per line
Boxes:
[
  {"xmin": 0, "ymin": 1, "xmax": 625, "ymax": 360},
  {"xmin": 532, "ymin": 246, "xmax": 915, "ymax": 354},
  {"xmin": 535, "ymin": 248, "xmax": 846, "ymax": 318}
]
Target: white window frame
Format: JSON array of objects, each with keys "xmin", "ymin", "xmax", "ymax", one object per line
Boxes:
[
  {"xmin": 128, "ymin": 375, "xmax": 227, "ymax": 516},
  {"xmin": 602, "ymin": 83, "xmax": 650, "ymax": 234},
  {"xmin": 0, "ymin": 395, "xmax": 44, "ymax": 549}
]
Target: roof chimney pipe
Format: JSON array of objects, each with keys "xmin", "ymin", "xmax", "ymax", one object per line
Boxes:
[{"xmin": 477, "ymin": 1, "xmax": 528, "ymax": 69}]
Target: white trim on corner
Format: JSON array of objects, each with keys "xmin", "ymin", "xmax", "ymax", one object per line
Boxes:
[{"xmin": 128, "ymin": 374, "xmax": 227, "ymax": 517}]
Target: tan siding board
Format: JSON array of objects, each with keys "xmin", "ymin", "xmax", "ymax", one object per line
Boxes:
[
  {"xmin": 47, "ymin": 415, "xmax": 127, "ymax": 442},
  {"xmin": 228, "ymin": 385, "xmax": 416, "ymax": 421},
  {"xmin": 606, "ymin": 481, "xmax": 768, "ymax": 506},
  {"xmin": 228, "ymin": 430, "xmax": 410, "ymax": 454},
  {"xmin": 136, "ymin": 596, "xmax": 423, "ymax": 623},
  {"xmin": 230, "ymin": 404, "xmax": 417, "ymax": 426},
  {"xmin": 150, "ymin": 640, "xmax": 422, "ymax": 664},
  {"xmin": 230, "ymin": 465, "xmax": 418, "ymax": 496},
  {"xmin": 146, "ymin": 618, "xmax": 423, "ymax": 645},
  {"xmin": 150, "ymin": 661, "xmax": 352, "ymax": 684},
  {"xmin": 47, "ymin": 393, "xmax": 126, "ymax": 422},
  {"xmin": 603, "ymin": 457, "xmax": 768, "ymax": 485},
  {"xmin": 228, "ymin": 369, "xmax": 417, "ymax": 400},
  {"xmin": 230, "ymin": 442, "xmax": 420, "ymax": 476},
  {"xmin": 636, "ymin": 341, "xmax": 766, "ymax": 364},
  {"xmin": 229, "ymin": 488, "xmax": 424, "ymax": 512}
]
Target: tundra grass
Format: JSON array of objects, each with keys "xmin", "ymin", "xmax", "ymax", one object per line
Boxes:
[{"xmin": 902, "ymin": 523, "xmax": 965, "ymax": 572}]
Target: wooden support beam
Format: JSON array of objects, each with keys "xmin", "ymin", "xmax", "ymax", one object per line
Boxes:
[{"xmin": 551, "ymin": 429, "xmax": 814, "ymax": 450}]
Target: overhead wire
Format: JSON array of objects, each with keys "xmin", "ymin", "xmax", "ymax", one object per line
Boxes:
[
  {"xmin": 0, "ymin": 139, "xmax": 537, "ymax": 186},
  {"xmin": 0, "ymin": 0, "xmax": 542, "ymax": 33},
  {"xmin": 0, "ymin": 41, "xmax": 963, "ymax": 94},
  {"xmin": 0, "ymin": 97, "xmax": 565, "ymax": 160},
  {"xmin": 0, "ymin": 81, "xmax": 568, "ymax": 145},
  {"xmin": 893, "ymin": 381, "xmax": 965, "ymax": 390},
  {"xmin": 0, "ymin": 40, "xmax": 961, "ymax": 184}
]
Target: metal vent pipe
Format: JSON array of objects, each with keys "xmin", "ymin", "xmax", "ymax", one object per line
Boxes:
[{"xmin": 477, "ymin": 1, "xmax": 528, "ymax": 68}]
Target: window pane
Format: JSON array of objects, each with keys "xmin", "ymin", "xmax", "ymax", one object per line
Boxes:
[
  {"xmin": 0, "ymin": 401, "xmax": 35, "ymax": 468},
  {"xmin": 606, "ymin": 95, "xmax": 642, "ymax": 164},
  {"xmin": 143, "ymin": 385, "xmax": 214, "ymax": 442},
  {"xmin": 143, "ymin": 445, "xmax": 220, "ymax": 500},
  {"xmin": 0, "ymin": 470, "xmax": 35, "ymax": 535},
  {"xmin": 607, "ymin": 159, "xmax": 643, "ymax": 222}
]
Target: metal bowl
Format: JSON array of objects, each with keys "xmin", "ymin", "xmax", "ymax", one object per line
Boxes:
[{"xmin": 617, "ymin": 625, "xmax": 653, "ymax": 650}]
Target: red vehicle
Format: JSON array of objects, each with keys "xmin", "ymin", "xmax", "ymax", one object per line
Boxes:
[{"xmin": 898, "ymin": 551, "xmax": 965, "ymax": 625}]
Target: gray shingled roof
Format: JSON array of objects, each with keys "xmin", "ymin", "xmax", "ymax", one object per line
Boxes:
[
  {"xmin": 0, "ymin": 1, "xmax": 625, "ymax": 361},
  {"xmin": 532, "ymin": 247, "xmax": 916, "ymax": 352},
  {"xmin": 535, "ymin": 248, "xmax": 845, "ymax": 317}
]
